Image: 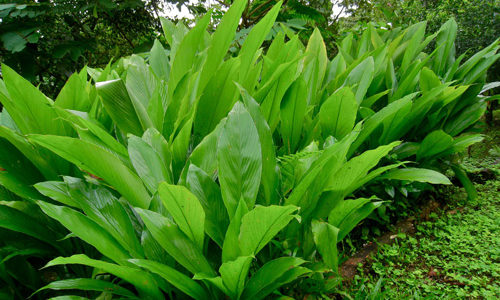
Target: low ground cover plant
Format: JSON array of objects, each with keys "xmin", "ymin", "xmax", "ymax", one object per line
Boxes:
[
  {"xmin": 348, "ymin": 149, "xmax": 500, "ymax": 299},
  {"xmin": 0, "ymin": 0, "xmax": 498, "ymax": 298}
]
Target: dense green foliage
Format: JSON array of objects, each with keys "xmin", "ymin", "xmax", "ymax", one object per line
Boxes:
[
  {"xmin": 342, "ymin": 0, "xmax": 500, "ymax": 80},
  {"xmin": 0, "ymin": 0, "xmax": 498, "ymax": 298}
]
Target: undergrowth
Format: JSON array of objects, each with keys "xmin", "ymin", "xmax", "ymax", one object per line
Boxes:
[{"xmin": 343, "ymin": 115, "xmax": 500, "ymax": 299}]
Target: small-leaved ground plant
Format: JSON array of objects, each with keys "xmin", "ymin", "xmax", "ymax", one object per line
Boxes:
[
  {"xmin": 346, "ymin": 133, "xmax": 500, "ymax": 299},
  {"xmin": 0, "ymin": 0, "xmax": 498, "ymax": 298}
]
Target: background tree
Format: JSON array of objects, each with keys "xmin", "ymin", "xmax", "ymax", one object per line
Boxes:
[{"xmin": 0, "ymin": 0, "xmax": 169, "ymax": 96}]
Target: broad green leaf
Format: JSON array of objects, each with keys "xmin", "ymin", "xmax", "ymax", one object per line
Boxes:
[
  {"xmin": 360, "ymin": 90, "xmax": 390, "ymax": 108},
  {"xmin": 38, "ymin": 202, "xmax": 131, "ymax": 264},
  {"xmin": 217, "ymin": 102, "xmax": 262, "ymax": 217},
  {"xmin": 416, "ymin": 130, "xmax": 453, "ymax": 160},
  {"xmin": 125, "ymin": 56, "xmax": 157, "ymax": 130},
  {"xmin": 349, "ymin": 98, "xmax": 411, "ymax": 155},
  {"xmin": 181, "ymin": 120, "xmax": 223, "ymax": 183},
  {"xmin": 0, "ymin": 138, "xmax": 44, "ymax": 198},
  {"xmin": 280, "ymin": 78, "xmax": 307, "ymax": 153},
  {"xmin": 260, "ymin": 59, "xmax": 301, "ymax": 132},
  {"xmin": 55, "ymin": 73, "xmax": 91, "ymax": 112},
  {"xmin": 419, "ymin": 67, "xmax": 441, "ymax": 92},
  {"xmin": 0, "ymin": 64, "xmax": 71, "ymax": 137},
  {"xmin": 317, "ymin": 141, "xmax": 399, "ymax": 219},
  {"xmin": 220, "ymin": 256, "xmax": 253, "ymax": 300},
  {"xmin": 149, "ymin": 39, "xmax": 170, "ymax": 80},
  {"xmin": 222, "ymin": 199, "xmax": 248, "ymax": 263},
  {"xmin": 96, "ymin": 79, "xmax": 143, "ymax": 136},
  {"xmin": 168, "ymin": 13, "xmax": 211, "ymax": 99},
  {"xmin": 130, "ymin": 259, "xmax": 209, "ymax": 300},
  {"xmin": 29, "ymin": 135, "xmax": 151, "ymax": 209},
  {"xmin": 432, "ymin": 19, "xmax": 457, "ymax": 76},
  {"xmin": 400, "ymin": 22, "xmax": 426, "ymax": 73},
  {"xmin": 344, "ymin": 57, "xmax": 374, "ymax": 104},
  {"xmin": 319, "ymin": 86, "xmax": 358, "ymax": 140},
  {"xmin": 34, "ymin": 279, "xmax": 136, "ymax": 298},
  {"xmin": 140, "ymin": 228, "xmax": 173, "ymax": 266},
  {"xmin": 303, "ymin": 28, "xmax": 328, "ymax": 105},
  {"xmin": 0, "ymin": 125, "xmax": 62, "ymax": 179},
  {"xmin": 193, "ymin": 274, "xmax": 229, "ymax": 296},
  {"xmin": 379, "ymin": 168, "xmax": 451, "ymax": 184},
  {"xmin": 239, "ymin": 205, "xmax": 299, "ymax": 256},
  {"xmin": 159, "ymin": 17, "xmax": 188, "ymax": 59},
  {"xmin": 148, "ymin": 88, "xmax": 167, "ymax": 132},
  {"xmin": 0, "ymin": 204, "xmax": 60, "ymax": 248},
  {"xmin": 195, "ymin": 58, "xmax": 241, "ymax": 139},
  {"xmin": 327, "ymin": 141, "xmax": 401, "ymax": 192},
  {"xmin": 61, "ymin": 178, "xmax": 145, "ymax": 258},
  {"xmin": 455, "ymin": 39, "xmax": 499, "ymax": 81},
  {"xmin": 311, "ymin": 220, "xmax": 339, "ymax": 272},
  {"xmin": 286, "ymin": 125, "xmax": 361, "ymax": 219},
  {"xmin": 238, "ymin": 85, "xmax": 279, "ymax": 205},
  {"xmin": 44, "ymin": 254, "xmax": 162, "ymax": 299},
  {"xmin": 34, "ymin": 179, "xmax": 81, "ymax": 209},
  {"xmin": 0, "ymin": 170, "xmax": 40, "ymax": 200},
  {"xmin": 158, "ymin": 182, "xmax": 205, "ymax": 250},
  {"xmin": 238, "ymin": 1, "xmax": 282, "ymax": 88},
  {"xmin": 171, "ymin": 108, "xmax": 195, "ymax": 181},
  {"xmin": 442, "ymin": 134, "xmax": 484, "ymax": 156},
  {"xmin": 186, "ymin": 164, "xmax": 229, "ymax": 247},
  {"xmin": 197, "ymin": 0, "xmax": 247, "ymax": 95},
  {"xmin": 128, "ymin": 134, "xmax": 171, "ymax": 193},
  {"xmin": 241, "ymin": 257, "xmax": 307, "ymax": 300},
  {"xmin": 142, "ymin": 128, "xmax": 173, "ymax": 182},
  {"xmin": 444, "ymin": 102, "xmax": 487, "ymax": 136},
  {"xmin": 44, "ymin": 296, "xmax": 87, "ymax": 300},
  {"xmin": 135, "ymin": 208, "xmax": 215, "ymax": 276}
]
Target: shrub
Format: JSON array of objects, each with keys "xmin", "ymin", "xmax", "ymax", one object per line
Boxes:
[{"xmin": 0, "ymin": 0, "xmax": 498, "ymax": 298}]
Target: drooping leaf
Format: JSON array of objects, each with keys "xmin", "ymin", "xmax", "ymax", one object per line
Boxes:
[
  {"xmin": 44, "ymin": 255, "xmax": 163, "ymax": 299},
  {"xmin": 29, "ymin": 135, "xmax": 151, "ymax": 209},
  {"xmin": 129, "ymin": 259, "xmax": 209, "ymax": 300},
  {"xmin": 38, "ymin": 201, "xmax": 131, "ymax": 263},
  {"xmin": 34, "ymin": 278, "xmax": 137, "ymax": 298},
  {"xmin": 379, "ymin": 168, "xmax": 451, "ymax": 185}
]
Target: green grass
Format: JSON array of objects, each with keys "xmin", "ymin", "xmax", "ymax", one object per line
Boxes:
[{"xmin": 344, "ymin": 119, "xmax": 500, "ymax": 299}]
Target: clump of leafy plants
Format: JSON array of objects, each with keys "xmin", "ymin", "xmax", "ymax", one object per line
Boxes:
[{"xmin": 0, "ymin": 0, "xmax": 498, "ymax": 298}]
